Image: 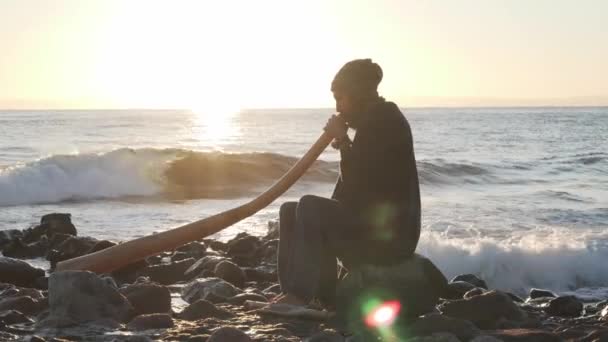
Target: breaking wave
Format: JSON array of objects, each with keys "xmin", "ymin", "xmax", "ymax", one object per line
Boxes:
[
  {"xmin": 2, "ymin": 148, "xmax": 602, "ymax": 206},
  {"xmin": 418, "ymin": 229, "xmax": 608, "ymax": 298}
]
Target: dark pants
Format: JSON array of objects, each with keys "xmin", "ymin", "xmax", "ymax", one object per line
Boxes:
[{"xmin": 278, "ymin": 195, "xmax": 367, "ymax": 305}]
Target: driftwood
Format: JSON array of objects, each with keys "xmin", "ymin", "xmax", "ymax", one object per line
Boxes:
[{"xmin": 56, "ymin": 132, "xmax": 333, "ymax": 273}]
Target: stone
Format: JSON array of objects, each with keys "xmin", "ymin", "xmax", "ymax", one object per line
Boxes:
[
  {"xmin": 489, "ymin": 328, "xmax": 561, "ymax": 342},
  {"xmin": 451, "ymin": 274, "xmax": 488, "ymax": 289},
  {"xmin": 304, "ymin": 331, "xmax": 345, "ymax": 341},
  {"xmin": 0, "ymin": 230, "xmax": 22, "ymax": 250},
  {"xmin": 439, "ymin": 290, "xmax": 527, "ymax": 329},
  {"xmin": 0, "ymin": 296, "xmax": 43, "ymax": 315},
  {"xmin": 464, "ymin": 288, "xmax": 485, "ymax": 299},
  {"xmin": 446, "ymin": 281, "xmax": 477, "ymax": 299},
  {"xmin": 579, "ymin": 329, "xmax": 608, "ymax": 341},
  {"xmin": 112, "ymin": 259, "xmax": 149, "ymax": 285},
  {"xmin": 176, "ymin": 242, "xmax": 207, "ymax": 259},
  {"xmin": 182, "ymin": 277, "xmax": 240, "ymax": 304},
  {"xmin": 214, "ymin": 260, "xmax": 246, "ymax": 288},
  {"xmin": 87, "ymin": 240, "xmax": 116, "ymax": 254},
  {"xmin": 263, "ymin": 284, "xmax": 282, "ymax": 296},
  {"xmin": 119, "ymin": 282, "xmax": 171, "ymax": 315},
  {"xmin": 184, "ymin": 256, "xmax": 227, "ymax": 279},
  {"xmin": 408, "ymin": 333, "xmax": 461, "ymax": 342},
  {"xmin": 409, "ymin": 313, "xmax": 480, "ymax": 341},
  {"xmin": 39, "ymin": 213, "xmax": 77, "ymax": 237},
  {"xmin": 0, "ymin": 284, "xmax": 44, "ymax": 300},
  {"xmin": 127, "ymin": 313, "xmax": 174, "ymax": 331},
  {"xmin": 243, "ymin": 266, "xmax": 277, "ymax": 282},
  {"xmin": 524, "ymin": 296, "xmax": 554, "ymax": 306},
  {"xmin": 208, "ymin": 327, "xmax": 252, "ymax": 342},
  {"xmin": 38, "ymin": 271, "xmax": 134, "ymax": 328},
  {"xmin": 506, "ymin": 292, "xmax": 524, "ymax": 303},
  {"xmin": 544, "ymin": 295, "xmax": 583, "ymax": 317},
  {"xmin": 529, "ymin": 288, "xmax": 556, "ymax": 299},
  {"xmin": 205, "ymin": 239, "xmax": 228, "ymax": 252},
  {"xmin": 47, "ymin": 236, "xmax": 99, "ymax": 269},
  {"xmin": 137, "ymin": 257, "xmax": 196, "ymax": 285},
  {"xmin": 2, "ymin": 238, "xmax": 48, "ymax": 259},
  {"xmin": 0, "ymin": 310, "xmax": 33, "ymax": 324},
  {"xmin": 266, "ymin": 220, "xmax": 279, "ymax": 240},
  {"xmin": 228, "ymin": 292, "xmax": 268, "ymax": 305},
  {"xmin": 470, "ymin": 336, "xmax": 503, "ymax": 342},
  {"xmin": 0, "ymin": 257, "xmax": 45, "ymax": 287},
  {"xmin": 171, "ymin": 251, "xmax": 192, "ymax": 262},
  {"xmin": 335, "ymin": 253, "xmax": 447, "ymax": 330},
  {"xmin": 0, "ymin": 332, "xmax": 18, "ymax": 341},
  {"xmin": 226, "ymin": 233, "xmax": 260, "ymax": 259},
  {"xmin": 178, "ymin": 299, "xmax": 234, "ymax": 321}
]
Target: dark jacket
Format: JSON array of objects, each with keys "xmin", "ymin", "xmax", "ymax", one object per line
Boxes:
[{"xmin": 332, "ymin": 100, "xmax": 421, "ymax": 261}]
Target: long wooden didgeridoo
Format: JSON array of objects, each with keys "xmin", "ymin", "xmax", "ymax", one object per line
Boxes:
[{"xmin": 56, "ymin": 132, "xmax": 333, "ymax": 273}]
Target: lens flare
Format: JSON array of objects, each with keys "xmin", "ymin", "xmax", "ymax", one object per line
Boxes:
[{"xmin": 364, "ymin": 300, "xmax": 401, "ymax": 328}]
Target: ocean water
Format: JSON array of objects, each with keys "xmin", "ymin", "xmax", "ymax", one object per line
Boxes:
[{"xmin": 0, "ymin": 107, "xmax": 607, "ymax": 297}]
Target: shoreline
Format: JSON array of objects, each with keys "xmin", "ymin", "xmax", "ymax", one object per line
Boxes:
[{"xmin": 1, "ymin": 214, "xmax": 608, "ymax": 341}]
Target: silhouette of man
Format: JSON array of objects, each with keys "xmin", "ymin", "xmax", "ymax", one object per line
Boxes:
[{"xmin": 275, "ymin": 59, "xmax": 421, "ymax": 307}]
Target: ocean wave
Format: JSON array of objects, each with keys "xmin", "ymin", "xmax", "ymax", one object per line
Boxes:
[
  {"xmin": 417, "ymin": 160, "xmax": 494, "ymax": 185},
  {"xmin": 164, "ymin": 151, "xmax": 338, "ymax": 199},
  {"xmin": 418, "ymin": 229, "xmax": 608, "ymax": 297},
  {"xmin": 4, "ymin": 148, "xmax": 596, "ymax": 206},
  {"xmin": 0, "ymin": 148, "xmax": 338, "ymax": 206}
]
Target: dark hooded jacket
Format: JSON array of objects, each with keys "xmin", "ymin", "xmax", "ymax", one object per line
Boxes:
[{"xmin": 332, "ymin": 100, "xmax": 421, "ymax": 263}]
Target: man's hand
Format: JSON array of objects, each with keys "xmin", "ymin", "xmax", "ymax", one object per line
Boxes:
[{"xmin": 324, "ymin": 115, "xmax": 348, "ymax": 140}]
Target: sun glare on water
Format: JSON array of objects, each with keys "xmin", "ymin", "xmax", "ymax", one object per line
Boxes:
[{"xmin": 191, "ymin": 103, "xmax": 241, "ymax": 149}]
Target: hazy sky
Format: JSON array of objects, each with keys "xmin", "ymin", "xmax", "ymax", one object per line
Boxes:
[{"xmin": 1, "ymin": 0, "xmax": 607, "ymax": 109}]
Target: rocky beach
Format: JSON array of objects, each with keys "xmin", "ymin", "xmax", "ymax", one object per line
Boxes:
[{"xmin": 1, "ymin": 213, "xmax": 608, "ymax": 342}]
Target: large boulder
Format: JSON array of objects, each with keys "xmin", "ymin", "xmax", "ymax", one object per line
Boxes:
[
  {"xmin": 136, "ymin": 257, "xmax": 196, "ymax": 285},
  {"xmin": 182, "ymin": 277, "xmax": 240, "ymax": 304},
  {"xmin": 439, "ymin": 290, "xmax": 527, "ymax": 329},
  {"xmin": 119, "ymin": 281, "xmax": 171, "ymax": 315},
  {"xmin": 0, "ymin": 257, "xmax": 45, "ymax": 287},
  {"xmin": 38, "ymin": 271, "xmax": 134, "ymax": 328},
  {"xmin": 335, "ymin": 254, "xmax": 447, "ymax": 331}
]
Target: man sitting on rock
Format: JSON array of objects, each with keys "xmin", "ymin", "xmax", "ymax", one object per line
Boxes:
[{"xmin": 275, "ymin": 59, "xmax": 421, "ymax": 307}]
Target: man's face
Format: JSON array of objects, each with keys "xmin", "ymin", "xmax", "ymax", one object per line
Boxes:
[{"xmin": 333, "ymin": 90, "xmax": 355, "ymax": 116}]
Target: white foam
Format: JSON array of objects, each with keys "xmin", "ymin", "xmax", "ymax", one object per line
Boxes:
[
  {"xmin": 0, "ymin": 149, "xmax": 168, "ymax": 206},
  {"xmin": 418, "ymin": 228, "xmax": 608, "ymax": 296}
]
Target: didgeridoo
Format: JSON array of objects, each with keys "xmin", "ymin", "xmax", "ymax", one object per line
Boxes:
[{"xmin": 56, "ymin": 132, "xmax": 333, "ymax": 273}]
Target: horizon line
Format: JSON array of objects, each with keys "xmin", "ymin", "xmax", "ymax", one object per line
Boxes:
[{"xmin": 2, "ymin": 104, "xmax": 608, "ymax": 111}]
